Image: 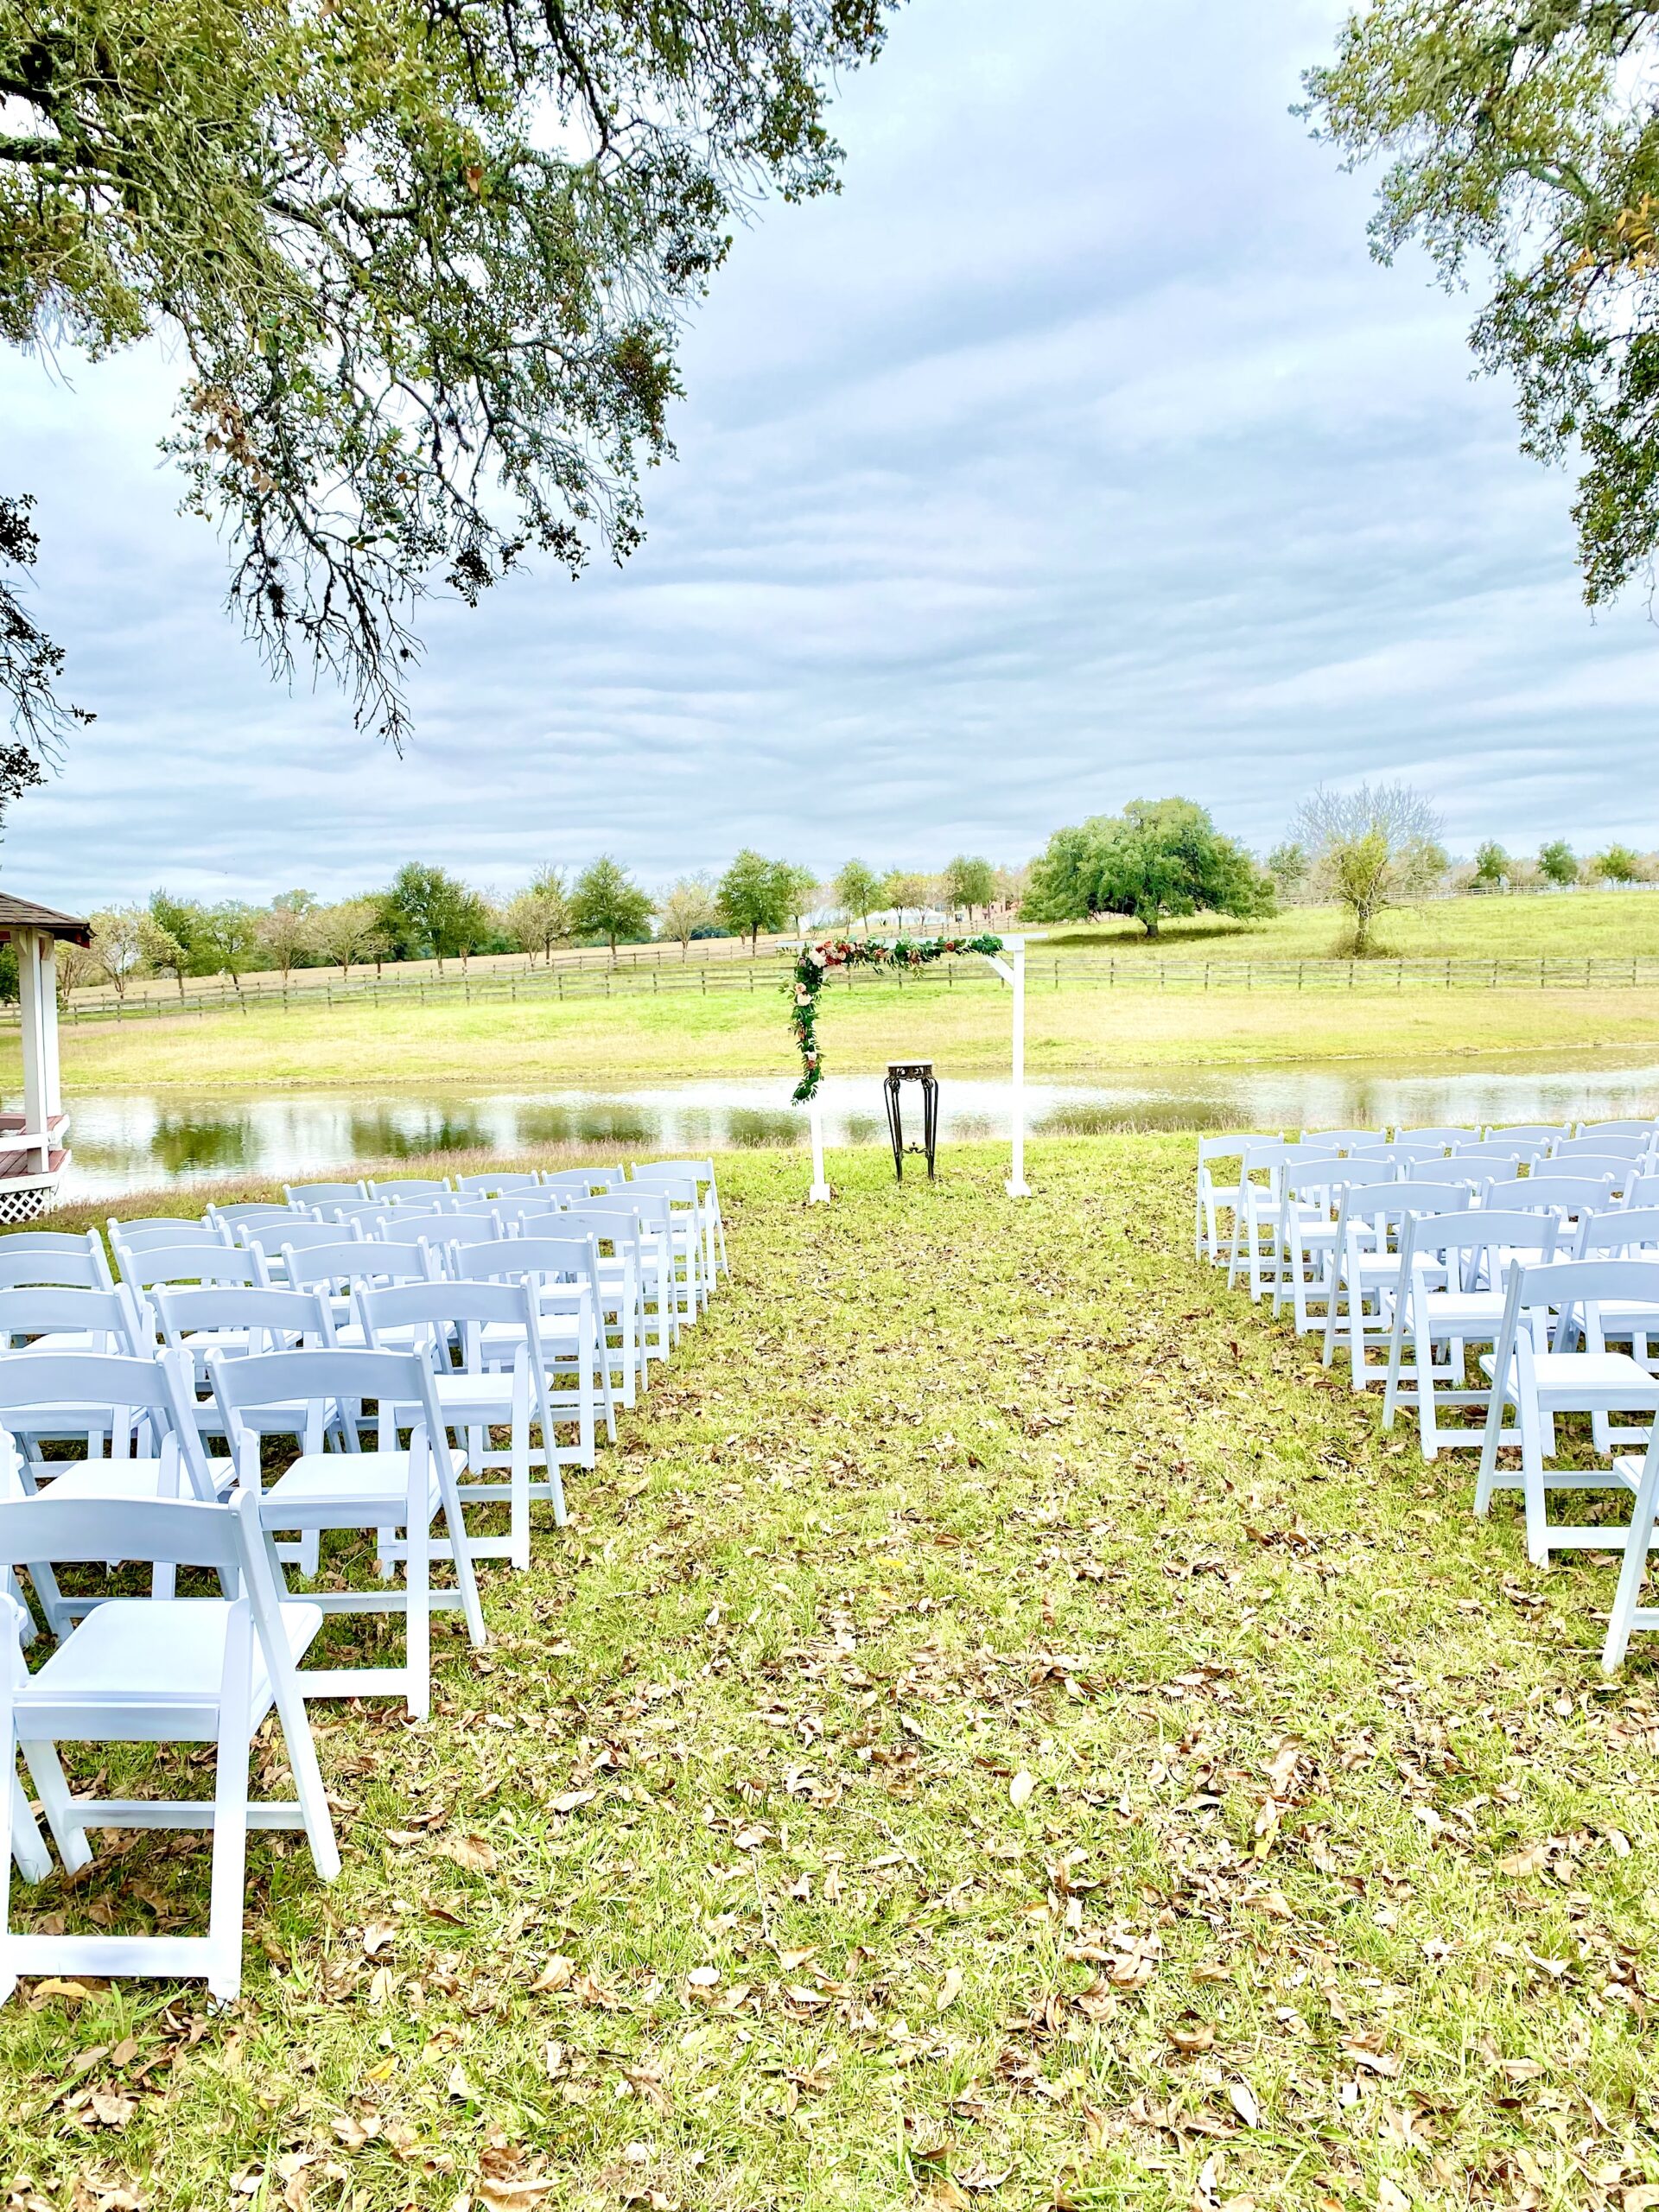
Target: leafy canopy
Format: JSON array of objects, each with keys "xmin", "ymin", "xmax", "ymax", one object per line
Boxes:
[
  {"xmin": 1304, "ymin": 3, "xmax": 1659, "ymax": 605},
  {"xmin": 1021, "ymin": 797, "xmax": 1274, "ymax": 940},
  {"xmin": 569, "ymin": 854, "xmax": 652, "ymax": 952},
  {"xmin": 716, "ymin": 849, "xmax": 794, "ymax": 948},
  {"xmin": 0, "ymin": 0, "xmax": 892, "ymax": 747}
]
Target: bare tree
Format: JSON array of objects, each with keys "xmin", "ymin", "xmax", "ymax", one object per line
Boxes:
[
  {"xmin": 88, "ymin": 907, "xmax": 146, "ymax": 1001},
  {"xmin": 1294, "ymin": 782, "xmax": 1447, "ymax": 957},
  {"xmin": 657, "ymin": 876, "xmax": 718, "ymax": 957}
]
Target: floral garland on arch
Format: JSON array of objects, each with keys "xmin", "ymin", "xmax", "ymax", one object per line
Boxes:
[{"xmin": 789, "ymin": 935, "xmax": 1005, "ymax": 1103}]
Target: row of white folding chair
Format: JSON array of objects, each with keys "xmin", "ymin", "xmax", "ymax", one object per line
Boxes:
[
  {"xmin": 0, "ymin": 1337, "xmax": 487, "ymax": 1989},
  {"xmin": 0, "ymin": 1163, "xmax": 728, "ymax": 1993},
  {"xmin": 1275, "ymin": 1190, "xmax": 1659, "ymax": 1665}
]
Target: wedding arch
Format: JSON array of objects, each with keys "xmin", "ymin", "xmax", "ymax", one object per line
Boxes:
[{"xmin": 787, "ymin": 933, "xmax": 1036, "ymax": 1200}]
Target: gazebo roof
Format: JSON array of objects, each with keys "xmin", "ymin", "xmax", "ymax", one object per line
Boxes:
[{"xmin": 0, "ymin": 893, "xmax": 92, "ymax": 946}]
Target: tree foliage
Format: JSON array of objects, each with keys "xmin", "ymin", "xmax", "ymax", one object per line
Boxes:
[
  {"xmin": 832, "ymin": 860, "xmax": 882, "ymax": 926},
  {"xmin": 378, "ymin": 862, "xmax": 487, "ymax": 970},
  {"xmin": 1539, "ymin": 836, "xmax": 1580, "ymax": 887},
  {"xmin": 569, "ymin": 854, "xmax": 652, "ymax": 955},
  {"xmin": 943, "ymin": 853, "xmax": 995, "ymax": 918},
  {"xmin": 1022, "ymin": 797, "xmax": 1274, "ymax": 941},
  {"xmin": 716, "ymin": 849, "xmax": 793, "ymax": 950},
  {"xmin": 1304, "ymin": 3, "xmax": 1659, "ymax": 605},
  {"xmin": 1471, "ymin": 839, "xmax": 1510, "ymax": 893},
  {"xmin": 0, "ymin": 494, "xmax": 88, "ymax": 793},
  {"xmin": 1593, "ymin": 841, "xmax": 1646, "ymax": 884},
  {"xmin": 0, "ymin": 0, "xmax": 893, "ymax": 746}
]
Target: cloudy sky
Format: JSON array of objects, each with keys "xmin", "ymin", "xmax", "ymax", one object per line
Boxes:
[{"xmin": 3, "ymin": 0, "xmax": 1653, "ymax": 909}]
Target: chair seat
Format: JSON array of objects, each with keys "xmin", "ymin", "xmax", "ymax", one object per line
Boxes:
[
  {"xmin": 30, "ymin": 1456, "xmax": 187, "ymax": 1503},
  {"xmin": 262, "ymin": 1450, "xmax": 444, "ymax": 1521},
  {"xmin": 431, "ymin": 1372, "xmax": 519, "ymax": 1416},
  {"xmin": 478, "ymin": 1320, "xmax": 584, "ymax": 1357},
  {"xmin": 1343, "ymin": 1254, "xmax": 1405, "ymax": 1281},
  {"xmin": 18, "ymin": 1596, "xmax": 321, "ymax": 1732},
  {"xmin": 1481, "ymin": 1350, "xmax": 1659, "ymax": 1402},
  {"xmin": 1418, "ymin": 1290, "xmax": 1508, "ymax": 1329}
]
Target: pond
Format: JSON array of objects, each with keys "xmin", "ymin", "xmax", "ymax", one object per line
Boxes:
[{"xmin": 38, "ymin": 1053, "xmax": 1659, "ymax": 1199}]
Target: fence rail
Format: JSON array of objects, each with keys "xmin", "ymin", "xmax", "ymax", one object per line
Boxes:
[{"xmin": 10, "ymin": 950, "xmax": 1659, "ymax": 1027}]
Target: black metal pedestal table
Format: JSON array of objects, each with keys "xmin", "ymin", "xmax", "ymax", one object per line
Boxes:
[{"xmin": 884, "ymin": 1060, "xmax": 940, "ymax": 1180}]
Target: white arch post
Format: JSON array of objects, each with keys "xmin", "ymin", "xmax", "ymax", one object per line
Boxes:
[{"xmin": 804, "ymin": 933, "xmax": 1037, "ymax": 1202}]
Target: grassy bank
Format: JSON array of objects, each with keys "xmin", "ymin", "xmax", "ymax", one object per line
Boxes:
[
  {"xmin": 17, "ymin": 972, "xmax": 1659, "ymax": 1093},
  {"xmin": 3, "ymin": 1138, "xmax": 1658, "ymax": 2209},
  {"xmin": 1041, "ymin": 887, "xmax": 1659, "ymax": 963}
]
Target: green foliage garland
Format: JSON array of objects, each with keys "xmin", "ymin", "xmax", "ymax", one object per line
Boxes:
[{"xmin": 789, "ymin": 936, "xmax": 1004, "ymax": 1104}]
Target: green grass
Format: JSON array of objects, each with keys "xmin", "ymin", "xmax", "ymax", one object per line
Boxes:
[
  {"xmin": 5, "ymin": 1138, "xmax": 1659, "ymax": 2209},
  {"xmin": 17, "ymin": 968, "xmax": 1659, "ymax": 1096},
  {"xmin": 1039, "ymin": 887, "xmax": 1659, "ymax": 962}
]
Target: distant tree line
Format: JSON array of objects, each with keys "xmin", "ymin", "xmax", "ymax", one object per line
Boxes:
[
  {"xmin": 49, "ymin": 809, "xmax": 1659, "ymax": 1001},
  {"xmin": 56, "ymin": 850, "xmax": 1029, "ymax": 1001}
]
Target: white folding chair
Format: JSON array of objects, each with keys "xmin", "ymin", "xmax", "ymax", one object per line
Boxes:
[
  {"xmin": 1319, "ymin": 1179, "xmax": 1411, "ymax": 1384},
  {"xmin": 358, "ymin": 1278, "xmax": 574, "ymax": 1570},
  {"xmin": 445, "ymin": 1234, "xmax": 614, "ymax": 1444},
  {"xmin": 0, "ymin": 1488, "xmax": 338, "ymax": 2002},
  {"xmin": 1452, "ymin": 1137, "xmax": 1552, "ymax": 1166},
  {"xmin": 1598, "ymin": 1423, "xmax": 1659, "ymax": 1669},
  {"xmin": 455, "ymin": 1172, "xmax": 542, "ymax": 1198},
  {"xmin": 1392, "ymin": 1125, "xmax": 1478, "ymax": 1146},
  {"xmin": 209, "ymin": 1346, "xmax": 487, "ymax": 1718},
  {"xmin": 1476, "ymin": 1258, "xmax": 1659, "ymax": 1566},
  {"xmin": 369, "ymin": 1178, "xmax": 454, "ymax": 1201},
  {"xmin": 1484, "ymin": 1124, "xmax": 1567, "ymax": 1146},
  {"xmin": 0, "ymin": 1283, "xmax": 147, "ymax": 1358},
  {"xmin": 562, "ymin": 1207, "xmax": 650, "ymax": 1398},
  {"xmin": 283, "ymin": 1239, "xmax": 434, "ymax": 1343},
  {"xmin": 284, "ymin": 1180, "xmax": 367, "ymax": 1207},
  {"xmin": 1482, "ymin": 1173, "xmax": 1615, "ymax": 1224},
  {"xmin": 1382, "ymin": 1210, "xmax": 1560, "ymax": 1455},
  {"xmin": 1553, "ymin": 1133, "xmax": 1651, "ymax": 1163},
  {"xmin": 582, "ymin": 1192, "xmax": 682, "ymax": 1357},
  {"xmin": 122, "ymin": 1243, "xmax": 269, "ymax": 1300},
  {"xmin": 0, "ymin": 1238, "xmax": 114, "ymax": 1294},
  {"xmin": 541, "ymin": 1166, "xmax": 627, "ymax": 1197},
  {"xmin": 0, "ymin": 1349, "xmax": 222, "ymax": 1636},
  {"xmin": 1271, "ymin": 1153, "xmax": 1364, "ymax": 1333},
  {"xmin": 633, "ymin": 1159, "xmax": 728, "ymax": 1283}
]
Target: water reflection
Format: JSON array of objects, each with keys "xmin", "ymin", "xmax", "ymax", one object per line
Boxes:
[
  {"xmin": 44, "ymin": 1054, "xmax": 1659, "ymax": 1199},
  {"xmin": 150, "ymin": 1110, "xmax": 256, "ymax": 1174}
]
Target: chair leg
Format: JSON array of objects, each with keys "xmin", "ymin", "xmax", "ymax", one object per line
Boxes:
[
  {"xmin": 1603, "ymin": 1449, "xmax": 1659, "ymax": 1670},
  {"xmin": 432, "ymin": 1444, "xmax": 486, "ymax": 1654},
  {"xmin": 511, "ymin": 1389, "xmax": 531, "ymax": 1573},
  {"xmin": 259, "ymin": 1560, "xmax": 341, "ymax": 1882},
  {"xmin": 1519, "ymin": 1394, "xmax": 1550, "ymax": 1567},
  {"xmin": 405, "ymin": 1498, "xmax": 431, "ymax": 1721},
  {"xmin": 21, "ymin": 1739, "xmax": 92, "ymax": 1875},
  {"xmin": 6, "ymin": 1773, "xmax": 51, "ymax": 1886},
  {"xmin": 207, "ymin": 1602, "xmax": 253, "ymax": 2002},
  {"xmin": 1475, "ymin": 1365, "xmax": 1510, "ymax": 1516}
]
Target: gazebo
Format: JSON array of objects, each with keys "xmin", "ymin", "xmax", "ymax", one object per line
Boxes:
[{"xmin": 0, "ymin": 893, "xmax": 90, "ymax": 1220}]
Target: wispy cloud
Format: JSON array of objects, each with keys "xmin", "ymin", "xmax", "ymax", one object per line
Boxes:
[{"xmin": 2, "ymin": 0, "xmax": 1653, "ymax": 908}]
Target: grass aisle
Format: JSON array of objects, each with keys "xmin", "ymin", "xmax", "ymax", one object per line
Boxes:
[{"xmin": 3, "ymin": 1139, "xmax": 1658, "ymax": 2210}]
